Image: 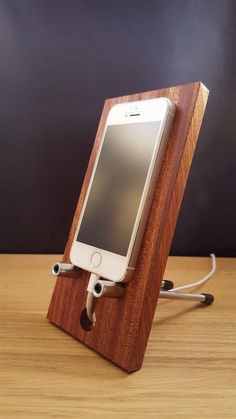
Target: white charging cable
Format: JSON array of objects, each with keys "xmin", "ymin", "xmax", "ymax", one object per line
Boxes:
[
  {"xmin": 169, "ymin": 253, "xmax": 216, "ymax": 292},
  {"xmin": 85, "ymin": 272, "xmax": 100, "ymax": 323},
  {"xmin": 83, "ymin": 254, "xmax": 216, "ymax": 324}
]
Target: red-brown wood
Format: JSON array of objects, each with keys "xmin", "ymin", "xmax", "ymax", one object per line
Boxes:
[{"xmin": 47, "ymin": 82, "xmax": 209, "ymax": 372}]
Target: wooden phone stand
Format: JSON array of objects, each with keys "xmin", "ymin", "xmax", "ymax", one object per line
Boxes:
[{"xmin": 47, "ymin": 82, "xmax": 209, "ymax": 372}]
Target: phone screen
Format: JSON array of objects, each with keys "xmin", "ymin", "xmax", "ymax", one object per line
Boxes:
[{"xmin": 77, "ymin": 121, "xmax": 161, "ymax": 256}]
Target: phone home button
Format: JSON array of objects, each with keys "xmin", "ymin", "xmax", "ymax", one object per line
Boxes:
[{"xmin": 90, "ymin": 251, "xmax": 102, "ymax": 268}]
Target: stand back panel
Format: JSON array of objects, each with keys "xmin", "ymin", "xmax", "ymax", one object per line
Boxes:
[{"xmin": 47, "ymin": 83, "xmax": 209, "ymax": 372}]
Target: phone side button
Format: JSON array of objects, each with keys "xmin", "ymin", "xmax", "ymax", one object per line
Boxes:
[{"xmin": 90, "ymin": 252, "xmax": 102, "ymax": 268}]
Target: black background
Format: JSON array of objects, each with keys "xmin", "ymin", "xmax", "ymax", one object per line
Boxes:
[{"xmin": 0, "ymin": 0, "xmax": 235, "ymax": 256}]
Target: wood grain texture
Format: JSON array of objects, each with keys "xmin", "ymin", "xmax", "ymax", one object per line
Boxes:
[
  {"xmin": 1, "ymin": 255, "xmax": 236, "ymax": 419},
  {"xmin": 47, "ymin": 83, "xmax": 209, "ymax": 371}
]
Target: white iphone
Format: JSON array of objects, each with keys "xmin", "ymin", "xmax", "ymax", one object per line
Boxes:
[{"xmin": 70, "ymin": 97, "xmax": 175, "ymax": 282}]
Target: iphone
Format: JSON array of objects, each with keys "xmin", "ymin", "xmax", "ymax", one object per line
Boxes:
[{"xmin": 70, "ymin": 97, "xmax": 175, "ymax": 282}]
